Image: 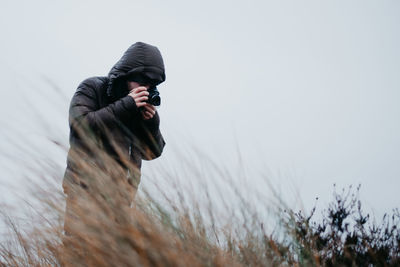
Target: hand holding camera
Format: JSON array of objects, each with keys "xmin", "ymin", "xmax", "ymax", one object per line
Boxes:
[
  {"xmin": 128, "ymin": 86, "xmax": 149, "ymax": 108},
  {"xmin": 126, "ymin": 73, "xmax": 161, "ymax": 106},
  {"xmin": 128, "ymin": 87, "xmax": 156, "ymax": 120},
  {"xmin": 126, "ymin": 73, "xmax": 161, "ymax": 120}
]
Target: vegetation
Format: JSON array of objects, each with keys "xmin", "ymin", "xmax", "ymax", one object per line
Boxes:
[{"xmin": 0, "ymin": 130, "xmax": 398, "ymax": 266}]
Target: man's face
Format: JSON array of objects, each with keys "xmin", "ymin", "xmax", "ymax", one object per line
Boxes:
[
  {"xmin": 126, "ymin": 73, "xmax": 158, "ymax": 92},
  {"xmin": 126, "ymin": 81, "xmax": 150, "ymax": 91}
]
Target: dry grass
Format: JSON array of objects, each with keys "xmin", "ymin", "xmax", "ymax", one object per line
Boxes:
[{"xmin": 0, "ymin": 125, "xmax": 399, "ymax": 266}]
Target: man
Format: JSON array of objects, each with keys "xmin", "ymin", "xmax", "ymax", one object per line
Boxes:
[{"xmin": 62, "ymin": 42, "xmax": 166, "ymax": 236}]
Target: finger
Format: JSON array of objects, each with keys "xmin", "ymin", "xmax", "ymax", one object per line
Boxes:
[
  {"xmin": 133, "ymin": 86, "xmax": 148, "ymax": 93},
  {"xmin": 148, "ymin": 105, "xmax": 156, "ymax": 111},
  {"xmin": 144, "ymin": 105, "xmax": 156, "ymax": 113},
  {"xmin": 142, "ymin": 112, "xmax": 151, "ymax": 119},
  {"xmin": 143, "ymin": 105, "xmax": 153, "ymax": 112},
  {"xmin": 136, "ymin": 96, "xmax": 148, "ymax": 103},
  {"xmin": 135, "ymin": 91, "xmax": 149, "ymax": 97},
  {"xmin": 145, "ymin": 103, "xmax": 155, "ymax": 108},
  {"xmin": 133, "ymin": 92, "xmax": 149, "ymax": 99},
  {"xmin": 136, "ymin": 102, "xmax": 147, "ymax": 108}
]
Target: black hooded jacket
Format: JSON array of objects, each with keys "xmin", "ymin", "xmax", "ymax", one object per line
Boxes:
[{"xmin": 63, "ymin": 42, "xmax": 166, "ymax": 190}]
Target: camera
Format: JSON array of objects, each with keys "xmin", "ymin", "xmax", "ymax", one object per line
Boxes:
[{"xmin": 147, "ymin": 86, "xmax": 161, "ymax": 106}]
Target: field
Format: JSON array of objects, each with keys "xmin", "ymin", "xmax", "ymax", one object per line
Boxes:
[{"xmin": 0, "ymin": 134, "xmax": 399, "ymax": 267}]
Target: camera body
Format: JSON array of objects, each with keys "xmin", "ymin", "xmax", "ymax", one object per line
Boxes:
[{"xmin": 147, "ymin": 87, "xmax": 161, "ymax": 106}]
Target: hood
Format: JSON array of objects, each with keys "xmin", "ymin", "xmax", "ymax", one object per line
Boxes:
[{"xmin": 107, "ymin": 42, "xmax": 166, "ymax": 100}]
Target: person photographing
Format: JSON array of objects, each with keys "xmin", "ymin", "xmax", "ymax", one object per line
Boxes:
[{"xmin": 62, "ymin": 42, "xmax": 166, "ymax": 237}]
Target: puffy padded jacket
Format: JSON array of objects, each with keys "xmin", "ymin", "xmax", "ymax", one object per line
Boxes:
[{"xmin": 63, "ymin": 42, "xmax": 166, "ymax": 191}]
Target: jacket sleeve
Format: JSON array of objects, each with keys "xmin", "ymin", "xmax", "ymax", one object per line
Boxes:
[
  {"xmin": 136, "ymin": 111, "xmax": 166, "ymax": 160},
  {"xmin": 69, "ymin": 78, "xmax": 139, "ymax": 133}
]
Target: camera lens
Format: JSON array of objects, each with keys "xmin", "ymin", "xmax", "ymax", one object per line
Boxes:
[
  {"xmin": 148, "ymin": 87, "xmax": 161, "ymax": 106},
  {"xmin": 150, "ymin": 95, "xmax": 161, "ymax": 106}
]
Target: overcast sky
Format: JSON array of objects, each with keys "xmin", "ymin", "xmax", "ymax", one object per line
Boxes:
[{"xmin": 0, "ymin": 0, "xmax": 399, "ymax": 219}]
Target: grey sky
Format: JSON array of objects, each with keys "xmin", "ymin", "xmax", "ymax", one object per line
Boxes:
[{"xmin": 0, "ymin": 0, "xmax": 399, "ymax": 218}]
